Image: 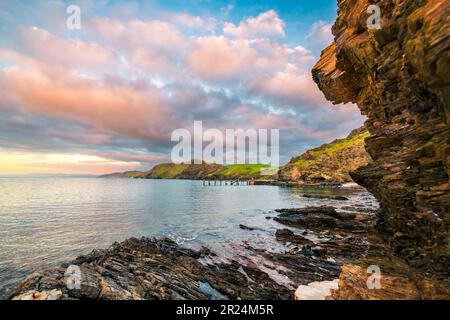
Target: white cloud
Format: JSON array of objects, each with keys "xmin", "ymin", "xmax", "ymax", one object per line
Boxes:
[
  {"xmin": 171, "ymin": 13, "xmax": 216, "ymax": 32},
  {"xmin": 223, "ymin": 10, "xmax": 285, "ymax": 39},
  {"xmin": 305, "ymin": 21, "xmax": 334, "ymax": 55},
  {"xmin": 247, "ymin": 64, "xmax": 329, "ymax": 108}
]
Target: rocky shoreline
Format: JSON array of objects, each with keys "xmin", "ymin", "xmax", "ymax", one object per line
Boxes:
[
  {"xmin": 9, "ymin": 199, "xmax": 373, "ymax": 300},
  {"xmin": 11, "ymin": 195, "xmax": 447, "ymax": 300}
]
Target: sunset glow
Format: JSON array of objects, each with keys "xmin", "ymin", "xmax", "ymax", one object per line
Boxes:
[{"xmin": 0, "ymin": 0, "xmax": 365, "ymax": 174}]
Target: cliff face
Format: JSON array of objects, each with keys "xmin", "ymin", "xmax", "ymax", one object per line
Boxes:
[
  {"xmin": 279, "ymin": 127, "xmax": 370, "ymax": 184},
  {"xmin": 312, "ymin": 0, "xmax": 449, "ymax": 269}
]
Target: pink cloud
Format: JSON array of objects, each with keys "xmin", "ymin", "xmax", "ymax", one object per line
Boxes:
[
  {"xmin": 247, "ymin": 64, "xmax": 329, "ymax": 107},
  {"xmin": 19, "ymin": 27, "xmax": 117, "ymax": 70},
  {"xmin": 305, "ymin": 21, "xmax": 334, "ymax": 54},
  {"xmin": 187, "ymin": 36, "xmax": 257, "ymax": 80},
  {"xmin": 186, "ymin": 37, "xmax": 314, "ymax": 82},
  {"xmin": 90, "ymin": 151, "xmax": 169, "ymax": 164},
  {"xmin": 224, "ymin": 10, "xmax": 285, "ymax": 39},
  {"xmin": 91, "ymin": 17, "xmax": 185, "ymax": 52},
  {"xmin": 226, "ymin": 104, "xmax": 341, "ymax": 142},
  {"xmin": 230, "ymin": 105, "xmax": 298, "ymax": 129},
  {"xmin": 171, "ymin": 13, "xmax": 216, "ymax": 32},
  {"xmin": 0, "ymin": 65, "xmax": 172, "ymax": 141},
  {"xmin": 251, "ymin": 40, "xmax": 315, "ymax": 72},
  {"xmin": 130, "ymin": 47, "xmax": 176, "ymax": 75},
  {"xmin": 89, "ymin": 17, "xmax": 185, "ymax": 75}
]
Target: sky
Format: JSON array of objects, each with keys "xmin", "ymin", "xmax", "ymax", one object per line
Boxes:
[{"xmin": 0, "ymin": 0, "xmax": 365, "ymax": 175}]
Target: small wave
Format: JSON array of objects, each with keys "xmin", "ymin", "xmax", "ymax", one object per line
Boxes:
[{"xmin": 167, "ymin": 232, "xmax": 199, "ymax": 245}]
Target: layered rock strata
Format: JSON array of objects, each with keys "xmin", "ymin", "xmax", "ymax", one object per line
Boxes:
[{"xmin": 312, "ymin": 0, "xmax": 449, "ymax": 270}]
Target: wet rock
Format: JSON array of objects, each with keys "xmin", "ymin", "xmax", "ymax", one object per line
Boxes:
[
  {"xmin": 274, "ymin": 206, "xmax": 372, "ymax": 233},
  {"xmin": 239, "ymin": 224, "xmax": 255, "ymax": 231},
  {"xmin": 274, "ymin": 207, "xmax": 339, "ymax": 229},
  {"xmin": 301, "ymin": 194, "xmax": 349, "ymax": 201},
  {"xmin": 67, "ymin": 266, "xmax": 102, "ymax": 299},
  {"xmin": 242, "ymin": 243, "xmax": 342, "ymax": 287},
  {"xmin": 275, "ymin": 229, "xmax": 314, "ymax": 246},
  {"xmin": 300, "ymin": 245, "xmax": 314, "ymax": 257}
]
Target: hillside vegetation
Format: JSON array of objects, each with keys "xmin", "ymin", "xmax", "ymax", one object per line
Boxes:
[
  {"xmin": 101, "ymin": 163, "xmax": 272, "ymax": 180},
  {"xmin": 145, "ymin": 163, "xmax": 270, "ymax": 180},
  {"xmin": 278, "ymin": 127, "xmax": 370, "ymax": 184}
]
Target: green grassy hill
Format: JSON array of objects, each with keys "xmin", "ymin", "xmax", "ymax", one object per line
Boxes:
[
  {"xmin": 144, "ymin": 162, "xmax": 221, "ymax": 179},
  {"xmin": 100, "ymin": 162, "xmax": 273, "ymax": 180},
  {"xmin": 278, "ymin": 127, "xmax": 370, "ymax": 184},
  {"xmin": 210, "ymin": 164, "xmax": 272, "ymax": 180},
  {"xmin": 144, "ymin": 162, "xmax": 271, "ymax": 180}
]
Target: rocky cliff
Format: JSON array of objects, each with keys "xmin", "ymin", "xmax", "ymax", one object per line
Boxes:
[
  {"xmin": 279, "ymin": 127, "xmax": 370, "ymax": 184},
  {"xmin": 312, "ymin": 0, "xmax": 449, "ymax": 270}
]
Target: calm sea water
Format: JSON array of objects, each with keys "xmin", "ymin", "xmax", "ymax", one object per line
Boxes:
[{"xmin": 0, "ymin": 177, "xmax": 378, "ymax": 298}]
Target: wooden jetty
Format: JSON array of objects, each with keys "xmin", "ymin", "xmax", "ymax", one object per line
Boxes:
[{"xmin": 202, "ymin": 179, "xmax": 250, "ymax": 186}]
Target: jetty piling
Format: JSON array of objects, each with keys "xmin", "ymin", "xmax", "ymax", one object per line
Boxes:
[{"xmin": 202, "ymin": 179, "xmax": 249, "ymax": 186}]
